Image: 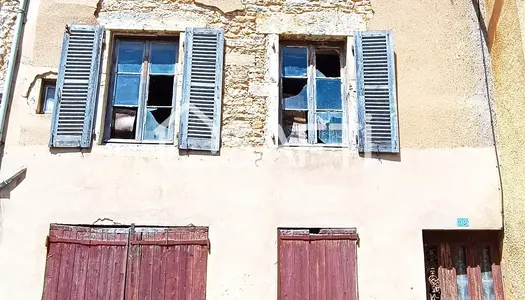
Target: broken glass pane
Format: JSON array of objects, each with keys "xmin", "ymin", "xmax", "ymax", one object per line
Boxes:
[
  {"xmin": 453, "ymin": 246, "xmax": 470, "ymax": 300},
  {"xmin": 283, "ymin": 78, "xmax": 307, "ymax": 110},
  {"xmin": 111, "ymin": 107, "xmax": 137, "ymax": 139},
  {"xmin": 282, "ymin": 47, "xmax": 308, "ymax": 77},
  {"xmin": 283, "ymin": 110, "xmax": 308, "ymax": 144},
  {"xmin": 316, "ymin": 79, "xmax": 342, "ymax": 110},
  {"xmin": 117, "ymin": 41, "xmax": 144, "ymax": 73},
  {"xmin": 316, "ymin": 112, "xmax": 342, "ymax": 144},
  {"xmin": 150, "ymin": 43, "xmax": 177, "ymax": 74},
  {"xmin": 144, "ymin": 108, "xmax": 172, "ymax": 141},
  {"xmin": 114, "ymin": 74, "xmax": 141, "ymax": 106},
  {"xmin": 479, "ymin": 247, "xmax": 495, "ymax": 300},
  {"xmin": 316, "ymin": 49, "xmax": 340, "ymax": 78},
  {"xmin": 147, "ymin": 75, "xmax": 174, "ymax": 106}
]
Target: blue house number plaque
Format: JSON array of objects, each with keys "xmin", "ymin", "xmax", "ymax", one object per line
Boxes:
[{"xmin": 457, "ymin": 218, "xmax": 470, "ymax": 227}]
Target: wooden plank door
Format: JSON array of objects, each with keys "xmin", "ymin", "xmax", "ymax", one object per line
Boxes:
[
  {"xmin": 124, "ymin": 227, "xmax": 209, "ymax": 300},
  {"xmin": 278, "ymin": 228, "xmax": 358, "ymax": 300},
  {"xmin": 42, "ymin": 225, "xmax": 129, "ymax": 300}
]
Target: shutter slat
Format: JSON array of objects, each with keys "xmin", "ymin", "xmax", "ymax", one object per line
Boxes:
[
  {"xmin": 179, "ymin": 28, "xmax": 224, "ymax": 152},
  {"xmin": 50, "ymin": 25, "xmax": 104, "ymax": 148},
  {"xmin": 356, "ymin": 30, "xmax": 399, "ymax": 153}
]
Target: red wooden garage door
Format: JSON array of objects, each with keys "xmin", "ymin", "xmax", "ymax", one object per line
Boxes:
[
  {"xmin": 278, "ymin": 228, "xmax": 358, "ymax": 300},
  {"xmin": 41, "ymin": 224, "xmax": 209, "ymax": 300}
]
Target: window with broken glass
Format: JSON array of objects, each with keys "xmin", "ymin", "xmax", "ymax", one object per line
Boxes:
[
  {"xmin": 105, "ymin": 38, "xmax": 178, "ymax": 143},
  {"xmin": 280, "ymin": 43, "xmax": 346, "ymax": 146}
]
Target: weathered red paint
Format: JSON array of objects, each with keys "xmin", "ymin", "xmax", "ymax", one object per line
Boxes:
[
  {"xmin": 278, "ymin": 229, "xmax": 358, "ymax": 300},
  {"xmin": 42, "ymin": 225, "xmax": 209, "ymax": 300},
  {"xmin": 467, "ymin": 243, "xmax": 482, "ymax": 300},
  {"xmin": 125, "ymin": 227, "xmax": 209, "ymax": 300},
  {"xmin": 425, "ymin": 231, "xmax": 505, "ymax": 300},
  {"xmin": 42, "ymin": 225, "xmax": 128, "ymax": 300}
]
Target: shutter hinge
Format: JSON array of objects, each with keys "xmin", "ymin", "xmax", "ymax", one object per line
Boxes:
[{"xmin": 65, "ymin": 25, "xmax": 71, "ymax": 35}]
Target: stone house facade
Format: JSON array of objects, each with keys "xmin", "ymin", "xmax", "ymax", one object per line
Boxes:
[{"xmin": 0, "ymin": 0, "xmax": 506, "ymax": 300}]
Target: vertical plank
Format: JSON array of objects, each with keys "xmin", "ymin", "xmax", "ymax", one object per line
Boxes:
[
  {"xmin": 178, "ymin": 230, "xmax": 191, "ymax": 300},
  {"xmin": 151, "ymin": 229, "xmax": 167, "ymax": 300},
  {"xmin": 110, "ymin": 229, "xmax": 128, "ymax": 300},
  {"xmin": 467, "ymin": 243, "xmax": 482, "ymax": 300},
  {"xmin": 189, "ymin": 229, "xmax": 208, "ymax": 300},
  {"xmin": 56, "ymin": 228, "xmax": 76, "ymax": 299},
  {"xmin": 165, "ymin": 230, "xmax": 183, "ymax": 300},
  {"xmin": 105, "ymin": 232, "xmax": 118, "ymax": 300},
  {"xmin": 309, "ymin": 240, "xmax": 326, "ymax": 300},
  {"xmin": 138, "ymin": 231, "xmax": 154, "ymax": 300},
  {"xmin": 70, "ymin": 229, "xmax": 90, "ymax": 300},
  {"xmin": 325, "ymin": 239, "xmax": 345, "ymax": 300},
  {"xmin": 125, "ymin": 231, "xmax": 142, "ymax": 300},
  {"xmin": 439, "ymin": 242, "xmax": 458, "ymax": 300},
  {"xmin": 342, "ymin": 240, "xmax": 358, "ymax": 300},
  {"xmin": 42, "ymin": 228, "xmax": 64, "ymax": 300},
  {"xmin": 86, "ymin": 229, "xmax": 103, "ymax": 300},
  {"xmin": 491, "ymin": 244, "xmax": 505, "ymax": 300},
  {"xmin": 96, "ymin": 231, "xmax": 111, "ymax": 300}
]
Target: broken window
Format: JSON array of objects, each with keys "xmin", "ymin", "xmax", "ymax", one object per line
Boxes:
[
  {"xmin": 280, "ymin": 45, "xmax": 344, "ymax": 145},
  {"xmin": 106, "ymin": 38, "xmax": 178, "ymax": 142},
  {"xmin": 39, "ymin": 80, "xmax": 56, "ymax": 114},
  {"xmin": 423, "ymin": 231, "xmax": 504, "ymax": 300}
]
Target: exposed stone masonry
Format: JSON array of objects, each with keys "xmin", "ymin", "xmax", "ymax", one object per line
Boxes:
[{"xmin": 97, "ymin": 0, "xmax": 372, "ymax": 147}]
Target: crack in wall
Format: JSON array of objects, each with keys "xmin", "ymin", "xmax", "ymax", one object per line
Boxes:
[{"xmin": 22, "ymin": 71, "xmax": 57, "ymax": 99}]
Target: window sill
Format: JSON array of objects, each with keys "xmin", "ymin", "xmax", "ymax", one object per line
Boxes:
[
  {"xmin": 105, "ymin": 139, "xmax": 174, "ymax": 145},
  {"xmin": 280, "ymin": 144, "xmax": 346, "ymax": 149}
]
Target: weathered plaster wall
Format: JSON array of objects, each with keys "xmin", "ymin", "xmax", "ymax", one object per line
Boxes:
[
  {"xmin": 0, "ymin": 147, "xmax": 502, "ymax": 300},
  {"xmin": 368, "ymin": 0, "xmax": 495, "ymax": 149},
  {"xmin": 485, "ymin": 0, "xmax": 525, "ymax": 299},
  {"xmin": 0, "ymin": 0, "xmax": 18, "ymax": 87},
  {"xmin": 0, "ymin": 0, "xmax": 503, "ymax": 300}
]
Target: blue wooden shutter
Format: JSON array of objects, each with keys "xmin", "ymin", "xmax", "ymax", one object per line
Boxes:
[
  {"xmin": 355, "ymin": 30, "xmax": 399, "ymax": 153},
  {"xmin": 179, "ymin": 28, "xmax": 224, "ymax": 152},
  {"xmin": 49, "ymin": 25, "xmax": 104, "ymax": 148}
]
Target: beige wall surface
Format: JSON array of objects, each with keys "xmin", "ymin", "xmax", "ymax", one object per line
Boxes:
[
  {"xmin": 485, "ymin": 0, "xmax": 525, "ymax": 299},
  {"xmin": 0, "ymin": 0, "xmax": 503, "ymax": 299},
  {"xmin": 0, "ymin": 147, "xmax": 502, "ymax": 300}
]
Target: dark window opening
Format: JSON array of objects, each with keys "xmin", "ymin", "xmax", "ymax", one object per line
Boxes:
[
  {"xmin": 147, "ymin": 75, "xmax": 174, "ymax": 107},
  {"xmin": 316, "ymin": 49, "xmax": 340, "ymax": 78},
  {"xmin": 282, "ymin": 78, "xmax": 307, "ymax": 110}
]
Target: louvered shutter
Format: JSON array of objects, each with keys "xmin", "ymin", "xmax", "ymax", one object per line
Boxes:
[
  {"xmin": 179, "ymin": 28, "xmax": 224, "ymax": 152},
  {"xmin": 355, "ymin": 30, "xmax": 399, "ymax": 153},
  {"xmin": 49, "ymin": 25, "xmax": 104, "ymax": 148}
]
